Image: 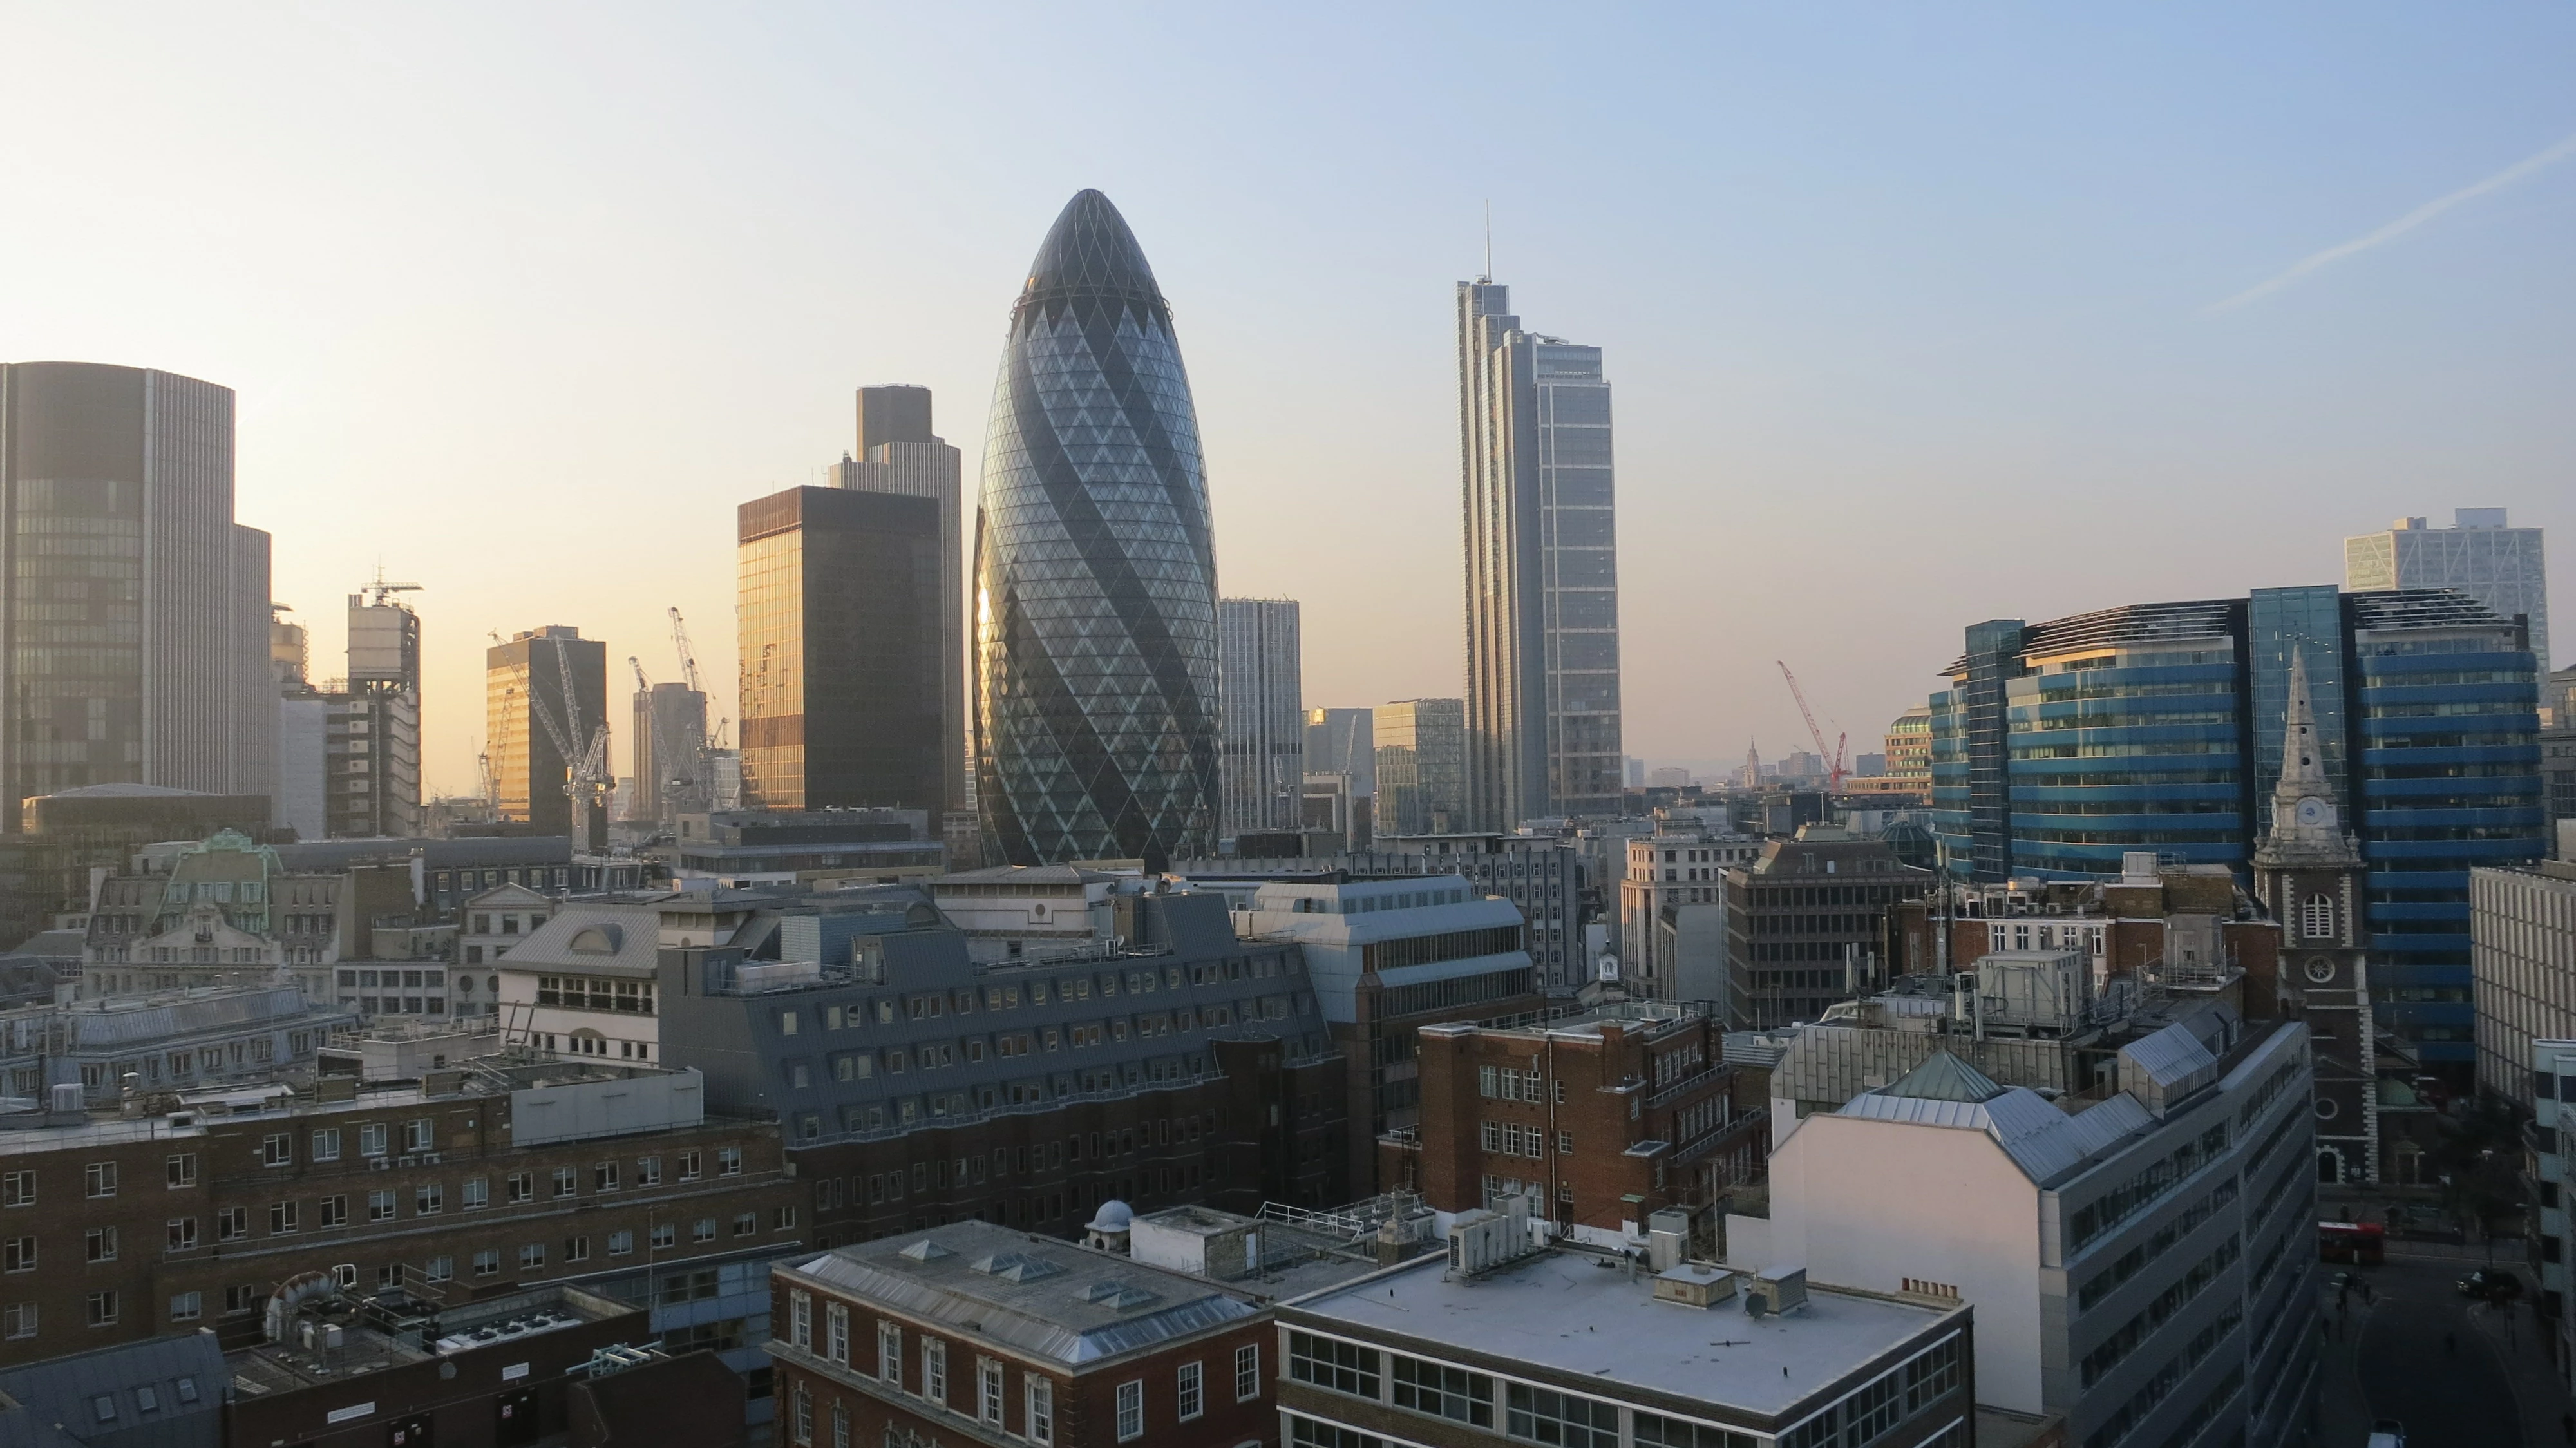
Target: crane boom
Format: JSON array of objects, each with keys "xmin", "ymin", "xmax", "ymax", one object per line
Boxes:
[
  {"xmin": 1775, "ymin": 660, "xmax": 1848, "ymax": 792},
  {"xmin": 668, "ymin": 607, "xmax": 705, "ymax": 696},
  {"xmin": 629, "ymin": 655, "xmax": 650, "ymax": 694}
]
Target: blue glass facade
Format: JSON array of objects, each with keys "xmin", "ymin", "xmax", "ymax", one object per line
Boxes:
[
  {"xmin": 2347, "ymin": 591, "xmax": 2546, "ymax": 1063},
  {"xmin": 1926, "ymin": 587, "xmax": 2544, "ymax": 1071},
  {"xmin": 974, "ymin": 191, "xmax": 1221, "ymax": 866}
]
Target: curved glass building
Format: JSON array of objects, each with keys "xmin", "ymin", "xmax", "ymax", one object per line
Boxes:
[{"xmin": 974, "ymin": 191, "xmax": 1220, "ymax": 866}]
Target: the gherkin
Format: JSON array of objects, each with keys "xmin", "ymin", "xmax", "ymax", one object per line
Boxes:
[{"xmin": 974, "ymin": 190, "xmax": 1220, "ymax": 866}]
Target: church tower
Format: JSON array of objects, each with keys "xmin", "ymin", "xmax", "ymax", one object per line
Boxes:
[{"xmin": 2251, "ymin": 649, "xmax": 2378, "ymax": 1182}]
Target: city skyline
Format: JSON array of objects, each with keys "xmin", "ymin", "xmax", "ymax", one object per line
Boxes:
[{"xmin": 3, "ymin": 7, "xmax": 2570, "ymax": 799}]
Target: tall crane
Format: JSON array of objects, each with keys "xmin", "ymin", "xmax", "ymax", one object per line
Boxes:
[
  {"xmin": 629, "ymin": 656, "xmax": 651, "ymax": 694},
  {"xmin": 1775, "ymin": 660, "xmax": 1848, "ymax": 792},
  {"xmin": 668, "ymin": 607, "xmax": 705, "ymax": 695},
  {"xmin": 527, "ymin": 635, "xmax": 613, "ymax": 844}
]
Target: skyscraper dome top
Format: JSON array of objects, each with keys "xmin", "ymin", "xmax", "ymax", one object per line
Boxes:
[{"xmin": 1018, "ymin": 189, "xmax": 1165, "ymax": 318}]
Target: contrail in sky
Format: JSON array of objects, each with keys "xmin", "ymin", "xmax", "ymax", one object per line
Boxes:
[{"xmin": 2207, "ymin": 129, "xmax": 2576, "ymax": 313}]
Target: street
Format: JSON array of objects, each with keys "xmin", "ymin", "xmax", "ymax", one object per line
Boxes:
[{"xmin": 2315, "ymin": 1247, "xmax": 2568, "ymax": 1447}]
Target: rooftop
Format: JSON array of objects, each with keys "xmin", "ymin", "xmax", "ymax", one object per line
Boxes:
[
  {"xmin": 1423, "ymin": 999, "xmax": 1706, "ymax": 1044},
  {"xmin": 779, "ymin": 1219, "xmax": 1260, "ymax": 1369},
  {"xmin": 1285, "ymin": 1247, "xmax": 1962, "ymax": 1420},
  {"xmin": 228, "ymin": 1282, "xmax": 630, "ymax": 1398}
]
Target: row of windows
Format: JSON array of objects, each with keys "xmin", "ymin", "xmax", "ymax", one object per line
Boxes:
[
  {"xmin": 778, "ymin": 960, "xmax": 1291, "ymax": 1040},
  {"xmin": 0, "ymin": 1144, "xmax": 739, "ymax": 1210}
]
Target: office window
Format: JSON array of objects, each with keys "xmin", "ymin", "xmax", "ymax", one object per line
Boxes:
[
  {"xmin": 637, "ymin": 1156, "xmax": 663, "ymax": 1186},
  {"xmin": 879, "ymin": 1320, "xmax": 903, "ymax": 1383},
  {"xmin": 609, "ymin": 1230, "xmax": 634, "ymax": 1255},
  {"xmin": 404, "ymin": 1118, "xmax": 435, "ymax": 1152},
  {"xmin": 790, "ymin": 1291, "xmax": 811, "ymax": 1349},
  {"xmin": 734, "ymin": 1212, "xmax": 758, "ymax": 1237},
  {"xmin": 679, "ymin": 1149, "xmax": 701, "ymax": 1180},
  {"xmin": 1115, "ymin": 1380, "xmax": 1143, "ymax": 1441},
  {"xmin": 319, "ymin": 1194, "xmax": 348, "ymax": 1228},
  {"xmin": 3, "ymin": 1238, "xmax": 32, "ymax": 1273},
  {"xmin": 267, "ymin": 1202, "xmax": 298, "ymax": 1235},
  {"xmin": 168, "ymin": 1291, "xmax": 202, "ymax": 1322},
  {"xmin": 473, "ymin": 1250, "xmax": 500, "ymax": 1277},
  {"xmin": 564, "ymin": 1235, "xmax": 589, "ymax": 1263},
  {"xmin": 1235, "ymin": 1344, "xmax": 1261, "ymax": 1402},
  {"xmin": 86, "ymin": 1226, "xmax": 117, "ymax": 1261},
  {"xmin": 833, "ymin": 1400, "xmax": 851, "ymax": 1448},
  {"xmin": 216, "ymin": 1207, "xmax": 246, "ymax": 1241},
  {"xmin": 1, "ymin": 1302, "xmax": 32, "ymax": 1339},
  {"xmin": 167, "ymin": 1153, "xmax": 198, "ymax": 1188},
  {"xmin": 1, "ymin": 1172, "xmax": 30, "ymax": 1208},
  {"xmin": 551, "ymin": 1167, "xmax": 577, "ymax": 1197},
  {"xmin": 1392, "ymin": 1354, "xmax": 1492, "ymax": 1426},
  {"xmin": 791, "ymin": 1384, "xmax": 813, "ymax": 1446},
  {"xmin": 261, "ymin": 1133, "xmax": 293, "ymax": 1167},
  {"xmin": 981, "ymin": 1358, "xmax": 1006, "ymax": 1424},
  {"xmin": 1633, "ymin": 1414, "xmax": 1757, "ymax": 1448},
  {"xmin": 518, "ymin": 1243, "xmax": 545, "ymax": 1269},
  {"xmin": 651, "ymin": 1223, "xmax": 676, "ymax": 1249},
  {"xmin": 719, "ymin": 1147, "xmax": 744, "ymax": 1176},
  {"xmin": 694, "ymin": 1218, "xmax": 716, "ymax": 1243},
  {"xmin": 369, "ymin": 1190, "xmax": 395, "ymax": 1221},
  {"xmin": 1177, "ymin": 1361, "xmax": 1204, "ymax": 1421},
  {"xmin": 923, "ymin": 1337, "xmax": 947, "ymax": 1400},
  {"xmin": 359, "ymin": 1123, "xmax": 388, "ymax": 1157},
  {"xmin": 595, "ymin": 1161, "xmax": 620, "ymax": 1192},
  {"xmin": 167, "ymin": 1218, "xmax": 196, "ymax": 1251},
  {"xmin": 83, "ymin": 1163, "xmax": 116, "ymax": 1198},
  {"xmin": 415, "ymin": 1183, "xmax": 443, "ymax": 1214},
  {"xmin": 1505, "ymin": 1384, "xmax": 1618, "ymax": 1448},
  {"xmin": 828, "ymin": 1304, "xmax": 850, "ymax": 1365},
  {"xmin": 508, "ymin": 1172, "xmax": 533, "ymax": 1203},
  {"xmin": 426, "ymin": 1256, "xmax": 454, "ymax": 1282},
  {"xmin": 311, "ymin": 1128, "xmax": 341, "ymax": 1162},
  {"xmin": 85, "ymin": 1291, "xmax": 117, "ymax": 1328},
  {"xmin": 1289, "ymin": 1331, "xmax": 1380, "ymax": 1398},
  {"xmin": 464, "ymin": 1177, "xmax": 489, "ymax": 1210},
  {"xmin": 1026, "ymin": 1376, "xmax": 1054, "ymax": 1444}
]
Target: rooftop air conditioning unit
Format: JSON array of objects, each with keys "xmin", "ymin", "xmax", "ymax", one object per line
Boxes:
[{"xmin": 1742, "ymin": 1266, "xmax": 1809, "ymax": 1317}]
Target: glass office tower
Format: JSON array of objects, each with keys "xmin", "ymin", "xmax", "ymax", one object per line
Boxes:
[
  {"xmin": 1926, "ymin": 585, "xmax": 2543, "ymax": 1074},
  {"xmin": 0, "ymin": 361, "xmax": 274, "ymax": 822},
  {"xmin": 1217, "ymin": 598, "xmax": 1303, "ymax": 838},
  {"xmin": 1375, "ymin": 698, "xmax": 1468, "ymax": 835},
  {"xmin": 974, "ymin": 191, "xmax": 1220, "ymax": 866},
  {"xmin": 1457, "ymin": 281, "xmax": 1624, "ymax": 829},
  {"xmin": 737, "ymin": 487, "xmax": 945, "ymax": 815}
]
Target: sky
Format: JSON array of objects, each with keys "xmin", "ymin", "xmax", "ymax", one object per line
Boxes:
[{"xmin": 5, "ymin": 3, "xmax": 2572, "ymax": 793}]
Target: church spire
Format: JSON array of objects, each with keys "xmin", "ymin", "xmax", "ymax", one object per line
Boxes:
[{"xmin": 2278, "ymin": 648, "xmax": 2327, "ymax": 794}]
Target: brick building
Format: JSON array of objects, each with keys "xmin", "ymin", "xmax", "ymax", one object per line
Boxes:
[
  {"xmin": 1382, "ymin": 1002, "xmax": 1765, "ymax": 1247},
  {"xmin": 769, "ymin": 1219, "xmax": 1280, "ymax": 1448},
  {"xmin": 0, "ymin": 1058, "xmax": 799, "ymax": 1368}
]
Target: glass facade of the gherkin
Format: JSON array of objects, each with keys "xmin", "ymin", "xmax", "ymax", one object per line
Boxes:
[{"xmin": 974, "ymin": 189, "xmax": 1220, "ymax": 866}]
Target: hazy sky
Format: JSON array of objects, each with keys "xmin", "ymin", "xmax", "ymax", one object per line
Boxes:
[{"xmin": 6, "ymin": 4, "xmax": 2571, "ymax": 793}]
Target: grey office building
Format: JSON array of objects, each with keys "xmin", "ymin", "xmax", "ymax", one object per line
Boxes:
[
  {"xmin": 1374, "ymin": 698, "xmax": 1466, "ymax": 835},
  {"xmin": 1457, "ymin": 281, "xmax": 1624, "ymax": 829},
  {"xmin": 826, "ymin": 385, "xmax": 967, "ymax": 812},
  {"xmin": 0, "ymin": 361, "xmax": 276, "ymax": 823},
  {"xmin": 2349, "ymin": 508, "xmax": 2552, "ymax": 671},
  {"xmin": 1217, "ymin": 598, "xmax": 1302, "ymax": 838}
]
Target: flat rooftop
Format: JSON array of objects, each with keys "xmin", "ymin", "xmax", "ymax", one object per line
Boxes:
[
  {"xmin": 229, "ymin": 1284, "xmax": 627, "ymax": 1398},
  {"xmin": 1287, "ymin": 1249, "xmax": 1960, "ymax": 1420}
]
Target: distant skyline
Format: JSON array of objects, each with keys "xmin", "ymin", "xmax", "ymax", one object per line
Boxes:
[{"xmin": 4, "ymin": 5, "xmax": 2569, "ymax": 798}]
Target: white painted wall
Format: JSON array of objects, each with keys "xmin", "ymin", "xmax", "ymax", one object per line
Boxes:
[{"xmin": 1767, "ymin": 1113, "xmax": 2048, "ymax": 1413}]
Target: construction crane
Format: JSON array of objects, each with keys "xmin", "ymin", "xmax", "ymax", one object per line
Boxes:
[
  {"xmin": 668, "ymin": 607, "xmax": 705, "ymax": 696},
  {"xmin": 359, "ymin": 564, "xmax": 422, "ymax": 610},
  {"xmin": 629, "ymin": 655, "xmax": 651, "ymax": 694},
  {"xmin": 1775, "ymin": 660, "xmax": 1848, "ymax": 792},
  {"xmin": 526, "ymin": 635, "xmax": 614, "ymax": 844}
]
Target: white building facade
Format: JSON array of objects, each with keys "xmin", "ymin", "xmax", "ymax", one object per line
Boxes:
[{"xmin": 2348, "ymin": 508, "xmax": 2552, "ymax": 670}]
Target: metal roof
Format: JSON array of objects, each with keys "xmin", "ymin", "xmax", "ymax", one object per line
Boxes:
[
  {"xmin": 1837, "ymin": 1085, "xmax": 2155, "ymax": 1187},
  {"xmin": 0, "ymin": 1329, "xmax": 224, "ymax": 1448}
]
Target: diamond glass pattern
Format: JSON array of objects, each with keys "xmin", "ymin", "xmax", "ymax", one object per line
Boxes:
[{"xmin": 974, "ymin": 191, "xmax": 1220, "ymax": 865}]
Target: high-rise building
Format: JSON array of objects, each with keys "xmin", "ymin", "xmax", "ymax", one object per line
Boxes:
[
  {"xmin": 1216, "ymin": 598, "xmax": 1302, "ymax": 839},
  {"xmin": 738, "ymin": 487, "xmax": 944, "ymax": 815},
  {"xmin": 1928, "ymin": 586, "xmax": 2546, "ymax": 1078},
  {"xmin": 1457, "ymin": 281, "xmax": 1624, "ymax": 828},
  {"xmin": 332, "ymin": 582, "xmax": 422, "ymax": 839},
  {"xmin": 630, "ymin": 680, "xmax": 708, "ymax": 824},
  {"xmin": 824, "ymin": 383, "xmax": 967, "ymax": 812},
  {"xmin": 0, "ymin": 362, "xmax": 276, "ymax": 824},
  {"xmin": 2348, "ymin": 508, "xmax": 2551, "ymax": 670},
  {"xmin": 485, "ymin": 625, "xmax": 609, "ymax": 848},
  {"xmin": 1373, "ymin": 698, "xmax": 1466, "ymax": 835},
  {"xmin": 975, "ymin": 190, "xmax": 1220, "ymax": 866}
]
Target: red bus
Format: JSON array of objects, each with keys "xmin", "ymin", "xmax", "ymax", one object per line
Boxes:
[{"xmin": 2319, "ymin": 1221, "xmax": 2386, "ymax": 1265}]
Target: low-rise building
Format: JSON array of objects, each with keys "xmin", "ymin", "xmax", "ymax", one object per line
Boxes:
[
  {"xmin": 1276, "ymin": 1217, "xmax": 1975, "ymax": 1448},
  {"xmin": 1385, "ymin": 1002, "xmax": 1763, "ymax": 1248},
  {"xmin": 666, "ymin": 808, "xmax": 945, "ymax": 890},
  {"xmin": 0, "ymin": 984, "xmax": 355, "ymax": 1104},
  {"xmin": 1758, "ymin": 1007, "xmax": 2316, "ymax": 1448},
  {"xmin": 82, "ymin": 830, "xmax": 412, "ymax": 1001},
  {"xmin": 0, "ymin": 1055, "xmax": 800, "ymax": 1370},
  {"xmin": 1618, "ymin": 832, "xmax": 1761, "ymax": 1001},
  {"xmin": 2523, "ymin": 1036, "xmax": 2576, "ymax": 1386},
  {"xmin": 771, "ymin": 1219, "xmax": 1283, "ymax": 1448}
]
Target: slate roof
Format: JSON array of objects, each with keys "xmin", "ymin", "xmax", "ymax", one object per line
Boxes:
[{"xmin": 0, "ymin": 1330, "xmax": 223, "ymax": 1448}]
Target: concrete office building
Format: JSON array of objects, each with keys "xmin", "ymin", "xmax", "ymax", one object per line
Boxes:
[
  {"xmin": 1278, "ymin": 1224, "xmax": 1975, "ymax": 1448},
  {"xmin": 976, "ymin": 192, "xmax": 1220, "ymax": 868},
  {"xmin": 1929, "ymin": 585, "xmax": 2546, "ymax": 1076},
  {"xmin": 1218, "ymin": 599, "xmax": 1303, "ymax": 839},
  {"xmin": 1724, "ymin": 827, "xmax": 1933, "ymax": 1029},
  {"xmin": 2472, "ymin": 861, "xmax": 2576, "ymax": 1104},
  {"xmin": 2349, "ymin": 508, "xmax": 2552, "ymax": 671},
  {"xmin": 2522, "ymin": 1037, "xmax": 2576, "ymax": 1382},
  {"xmin": 1457, "ymin": 282, "xmax": 1625, "ymax": 828},
  {"xmin": 1224, "ymin": 875, "xmax": 1541, "ymax": 1196},
  {"xmin": 826, "ymin": 384, "xmax": 969, "ymax": 814},
  {"xmin": 1618, "ymin": 830, "xmax": 1762, "ymax": 1002},
  {"xmin": 0, "ymin": 982, "xmax": 355, "ymax": 1103},
  {"xmin": 665, "ymin": 808, "xmax": 945, "ymax": 889},
  {"xmin": 1375, "ymin": 699, "xmax": 1466, "ymax": 837},
  {"xmin": 741, "ymin": 486, "xmax": 946, "ymax": 816},
  {"xmin": 632, "ymin": 680, "xmax": 711, "ymax": 825},
  {"xmin": 1759, "ymin": 1008, "xmax": 2318, "ymax": 1448},
  {"xmin": 488, "ymin": 627, "xmax": 610, "ymax": 849},
  {"xmin": 0, "ymin": 361, "xmax": 276, "ymax": 823}
]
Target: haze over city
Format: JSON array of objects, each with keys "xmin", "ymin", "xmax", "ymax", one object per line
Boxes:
[{"xmin": 5, "ymin": 3, "xmax": 2570, "ymax": 793}]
